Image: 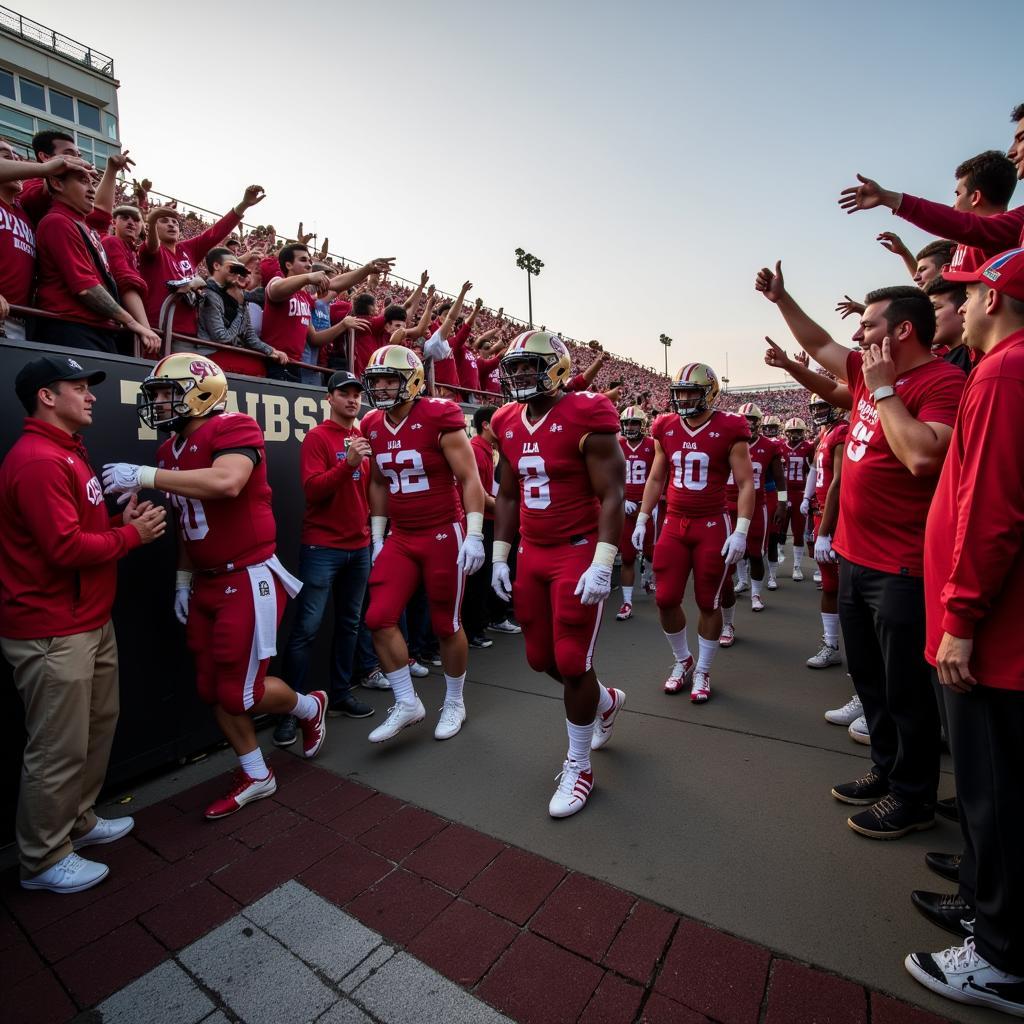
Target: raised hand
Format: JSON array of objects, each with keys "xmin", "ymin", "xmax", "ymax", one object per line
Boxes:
[
  {"xmin": 240, "ymin": 185, "xmax": 266, "ymax": 210},
  {"xmin": 835, "ymin": 295, "xmax": 865, "ymax": 320},
  {"xmin": 754, "ymin": 261, "xmax": 785, "ymax": 303},
  {"xmin": 763, "ymin": 336, "xmax": 791, "ymax": 369},
  {"xmin": 420, "ymin": 269, "xmax": 429, "ymax": 287},
  {"xmin": 837, "ymin": 173, "xmax": 899, "ymax": 214},
  {"xmin": 794, "ymin": 350, "xmax": 810, "ymax": 368},
  {"xmin": 877, "ymin": 231, "xmax": 910, "ymax": 256},
  {"xmin": 296, "ymin": 222, "xmax": 314, "ymax": 245},
  {"xmin": 106, "ymin": 149, "xmax": 136, "ymax": 173}
]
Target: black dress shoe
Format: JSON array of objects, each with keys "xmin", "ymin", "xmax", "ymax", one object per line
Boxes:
[
  {"xmin": 925, "ymin": 851, "xmax": 962, "ymax": 884},
  {"xmin": 272, "ymin": 715, "xmax": 297, "ymax": 747},
  {"xmin": 911, "ymin": 890, "xmax": 974, "ymax": 938},
  {"xmin": 935, "ymin": 796, "xmax": 959, "ymax": 823}
]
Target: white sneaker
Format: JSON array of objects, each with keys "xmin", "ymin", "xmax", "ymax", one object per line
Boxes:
[
  {"xmin": 690, "ymin": 670, "xmax": 711, "ymax": 704},
  {"xmin": 369, "ymin": 698, "xmax": 426, "ymax": 743},
  {"xmin": 663, "ymin": 657, "xmax": 694, "ymax": 694},
  {"xmin": 615, "ymin": 602, "xmax": 633, "ymax": 621},
  {"xmin": 906, "ymin": 937, "xmax": 1024, "ymax": 1017},
  {"xmin": 777, "ymin": 552, "xmax": 786, "ymax": 567},
  {"xmin": 848, "ymin": 715, "xmax": 870, "ymax": 745},
  {"xmin": 21, "ymin": 852, "xmax": 109, "ymax": 894},
  {"xmin": 813, "ymin": 569, "xmax": 822, "ymax": 584},
  {"xmin": 719, "ymin": 623, "xmax": 736, "ymax": 648},
  {"xmin": 488, "ymin": 619, "xmax": 522, "ymax": 634},
  {"xmin": 734, "ymin": 579, "xmax": 749, "ymax": 595},
  {"xmin": 592, "ymin": 688, "xmax": 626, "ymax": 749},
  {"xmin": 434, "ymin": 701, "xmax": 466, "ymax": 741},
  {"xmin": 751, "ymin": 593, "xmax": 765, "ymax": 612},
  {"xmin": 361, "ymin": 668, "xmax": 392, "ymax": 690},
  {"xmin": 72, "ymin": 816, "xmax": 134, "ymax": 850},
  {"xmin": 806, "ymin": 639, "xmax": 842, "ymax": 669},
  {"xmin": 825, "ymin": 694, "xmax": 862, "ymax": 725},
  {"xmin": 766, "ymin": 573, "xmax": 778, "ymax": 591},
  {"xmin": 407, "ymin": 659, "xmax": 430, "ymax": 678},
  {"xmin": 548, "ymin": 759, "xmax": 594, "ymax": 818},
  {"xmin": 792, "ymin": 565, "xmax": 804, "ymax": 581}
]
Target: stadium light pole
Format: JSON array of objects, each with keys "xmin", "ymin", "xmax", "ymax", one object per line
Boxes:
[
  {"xmin": 659, "ymin": 333, "xmax": 672, "ymax": 376},
  {"xmin": 515, "ymin": 248, "xmax": 544, "ymax": 328}
]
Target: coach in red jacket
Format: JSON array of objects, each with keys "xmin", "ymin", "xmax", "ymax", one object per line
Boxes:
[{"xmin": 0, "ymin": 356, "xmax": 165, "ymax": 895}]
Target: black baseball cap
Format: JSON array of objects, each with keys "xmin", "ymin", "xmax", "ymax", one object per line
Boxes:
[
  {"xmin": 15, "ymin": 355, "xmax": 106, "ymax": 407},
  {"xmin": 327, "ymin": 370, "xmax": 364, "ymax": 392}
]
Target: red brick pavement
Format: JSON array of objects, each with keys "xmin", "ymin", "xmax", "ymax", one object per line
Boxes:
[{"xmin": 0, "ymin": 754, "xmax": 955, "ymax": 1024}]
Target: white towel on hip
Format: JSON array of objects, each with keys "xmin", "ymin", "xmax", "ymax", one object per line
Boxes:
[{"xmin": 246, "ymin": 556, "xmax": 303, "ymax": 660}]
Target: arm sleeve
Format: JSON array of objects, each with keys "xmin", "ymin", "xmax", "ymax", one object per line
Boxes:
[
  {"xmin": 14, "ymin": 461, "xmax": 142, "ymax": 567},
  {"xmin": 940, "ymin": 379, "xmax": 1024, "ymax": 637},
  {"xmin": 238, "ymin": 309, "xmax": 274, "ymax": 355},
  {"xmin": 896, "ymin": 195, "xmax": 1024, "ymax": 255},
  {"xmin": 196, "ymin": 290, "xmax": 232, "ymax": 341},
  {"xmin": 449, "ymin": 323, "xmax": 471, "ymax": 354},
  {"xmin": 39, "ymin": 216, "xmax": 103, "ymax": 293},
  {"xmin": 100, "ymin": 237, "xmax": 147, "ymax": 298},
  {"xmin": 803, "ymin": 464, "xmax": 818, "ymax": 504},
  {"xmin": 301, "ymin": 431, "xmax": 357, "ymax": 503},
  {"xmin": 565, "ymin": 374, "xmax": 586, "ymax": 393},
  {"xmin": 183, "ymin": 210, "xmax": 242, "ymax": 264}
]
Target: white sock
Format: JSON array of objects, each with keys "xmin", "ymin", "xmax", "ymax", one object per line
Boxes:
[
  {"xmin": 386, "ymin": 664, "xmax": 417, "ymax": 705},
  {"xmin": 566, "ymin": 720, "xmax": 594, "ymax": 770},
  {"xmin": 291, "ymin": 693, "xmax": 319, "ymax": 720},
  {"xmin": 665, "ymin": 628, "xmax": 691, "ymax": 664},
  {"xmin": 767, "ymin": 561, "xmax": 777, "ymax": 582},
  {"xmin": 238, "ymin": 747, "xmax": 268, "ymax": 780},
  {"xmin": 722, "ymin": 605, "xmax": 735, "ymax": 627},
  {"xmin": 751, "ymin": 579, "xmax": 763, "ymax": 599},
  {"xmin": 821, "ymin": 612, "xmax": 840, "ymax": 647},
  {"xmin": 597, "ymin": 682, "xmax": 614, "ymax": 714},
  {"xmin": 738, "ymin": 560, "xmax": 750, "ymax": 584},
  {"xmin": 622, "ymin": 585, "xmax": 633, "ymax": 604},
  {"xmin": 696, "ymin": 636, "xmax": 717, "ymax": 673},
  {"xmin": 444, "ymin": 672, "xmax": 466, "ymax": 704},
  {"xmin": 793, "ymin": 548, "xmax": 803, "ymax": 568}
]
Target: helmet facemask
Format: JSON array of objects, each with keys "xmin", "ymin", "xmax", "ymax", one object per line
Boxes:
[
  {"xmin": 362, "ymin": 369, "xmax": 411, "ymax": 411},
  {"xmin": 621, "ymin": 417, "xmax": 644, "ymax": 440},
  {"xmin": 499, "ymin": 353, "xmax": 557, "ymax": 404},
  {"xmin": 138, "ymin": 378, "xmax": 210, "ymax": 433},
  {"xmin": 809, "ymin": 402, "xmax": 835, "ymax": 428},
  {"xmin": 670, "ymin": 384, "xmax": 710, "ymax": 418}
]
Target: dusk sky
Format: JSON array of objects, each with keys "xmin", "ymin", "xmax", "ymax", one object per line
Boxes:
[{"xmin": 30, "ymin": 0, "xmax": 1024, "ymax": 384}]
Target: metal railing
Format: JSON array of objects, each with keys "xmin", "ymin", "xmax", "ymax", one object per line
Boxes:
[{"xmin": 0, "ymin": 6, "xmax": 115, "ymax": 77}]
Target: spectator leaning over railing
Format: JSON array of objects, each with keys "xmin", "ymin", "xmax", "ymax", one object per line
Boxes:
[
  {"xmin": 0, "ymin": 138, "xmax": 36, "ymax": 341},
  {"xmin": 923, "ymin": 276, "xmax": 973, "ymax": 372},
  {"xmin": 99, "ymin": 205, "xmax": 158, "ymax": 356}
]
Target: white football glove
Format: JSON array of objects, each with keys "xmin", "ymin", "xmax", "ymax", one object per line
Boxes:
[
  {"xmin": 492, "ymin": 561, "xmax": 512, "ymax": 602},
  {"xmin": 814, "ymin": 533, "xmax": 837, "ymax": 563},
  {"xmin": 574, "ymin": 563, "xmax": 613, "ymax": 605},
  {"xmin": 173, "ymin": 570, "xmax": 192, "ymax": 625},
  {"xmin": 631, "ymin": 518, "xmax": 647, "ymax": 552},
  {"xmin": 799, "ymin": 498, "xmax": 810, "ymax": 516},
  {"xmin": 721, "ymin": 531, "xmax": 748, "ymax": 566},
  {"xmin": 457, "ymin": 533, "xmax": 486, "ymax": 575},
  {"xmin": 102, "ymin": 462, "xmax": 155, "ymax": 506},
  {"xmin": 624, "ymin": 500, "xmax": 638, "ymax": 516}
]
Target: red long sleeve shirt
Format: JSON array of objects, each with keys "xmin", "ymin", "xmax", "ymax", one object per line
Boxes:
[
  {"xmin": 924, "ymin": 328, "xmax": 1024, "ymax": 690},
  {"xmin": 299, "ymin": 420, "xmax": 371, "ymax": 549},
  {"xmin": 896, "ymin": 194, "xmax": 1024, "ymax": 260},
  {"xmin": 100, "ymin": 234, "xmax": 147, "ymax": 300},
  {"xmin": 0, "ymin": 420, "xmax": 142, "ymax": 639}
]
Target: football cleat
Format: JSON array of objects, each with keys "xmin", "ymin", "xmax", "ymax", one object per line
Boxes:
[
  {"xmin": 812, "ymin": 568, "xmax": 822, "ymax": 584},
  {"xmin": 664, "ymin": 656, "xmax": 695, "ymax": 694},
  {"xmin": 751, "ymin": 594, "xmax": 765, "ymax": 612},
  {"xmin": 434, "ymin": 701, "xmax": 466, "ymax": 741},
  {"xmin": 806, "ymin": 639, "xmax": 842, "ymax": 669},
  {"xmin": 368, "ymin": 698, "xmax": 426, "ymax": 743},
  {"xmin": 549, "ymin": 759, "xmax": 594, "ymax": 818},
  {"xmin": 592, "ymin": 688, "xmax": 626, "ymax": 749},
  {"xmin": 204, "ymin": 769, "xmax": 277, "ymax": 820},
  {"xmin": 719, "ymin": 623, "xmax": 736, "ymax": 648},
  {"xmin": 690, "ymin": 670, "xmax": 712, "ymax": 703},
  {"xmin": 792, "ymin": 565, "xmax": 804, "ymax": 581},
  {"xmin": 734, "ymin": 579, "xmax": 749, "ymax": 595},
  {"xmin": 300, "ymin": 691, "xmax": 328, "ymax": 758},
  {"xmin": 825, "ymin": 694, "xmax": 863, "ymax": 725},
  {"xmin": 616, "ymin": 602, "xmax": 633, "ymax": 621}
]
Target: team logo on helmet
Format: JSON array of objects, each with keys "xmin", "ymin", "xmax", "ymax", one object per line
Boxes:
[
  {"xmin": 189, "ymin": 359, "xmax": 216, "ymax": 382},
  {"xmin": 136, "ymin": 352, "xmax": 229, "ymax": 434}
]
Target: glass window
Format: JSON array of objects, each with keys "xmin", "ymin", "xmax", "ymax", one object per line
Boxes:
[
  {"xmin": 77, "ymin": 100, "xmax": 101, "ymax": 131},
  {"xmin": 0, "ymin": 70, "xmax": 14, "ymax": 101},
  {"xmin": 93, "ymin": 141, "xmax": 108, "ymax": 163},
  {"xmin": 49, "ymin": 89, "xmax": 74, "ymax": 121},
  {"xmin": 19, "ymin": 78, "xmax": 45, "ymax": 110},
  {"xmin": 103, "ymin": 111, "xmax": 118, "ymax": 141},
  {"xmin": 0, "ymin": 104, "xmax": 34, "ymax": 132},
  {"xmin": 76, "ymin": 135, "xmax": 94, "ymax": 161}
]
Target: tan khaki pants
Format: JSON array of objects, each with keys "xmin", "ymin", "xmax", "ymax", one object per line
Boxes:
[{"xmin": 2, "ymin": 622, "xmax": 119, "ymax": 878}]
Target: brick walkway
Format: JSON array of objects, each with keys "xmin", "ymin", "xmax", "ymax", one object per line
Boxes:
[{"xmin": 2, "ymin": 752, "xmax": 953, "ymax": 1024}]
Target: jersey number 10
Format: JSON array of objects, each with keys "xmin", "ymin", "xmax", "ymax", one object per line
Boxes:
[{"xmin": 671, "ymin": 450, "xmax": 709, "ymax": 491}]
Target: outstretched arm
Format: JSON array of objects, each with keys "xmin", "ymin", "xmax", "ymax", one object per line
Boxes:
[{"xmin": 763, "ymin": 337, "xmax": 852, "ymax": 408}]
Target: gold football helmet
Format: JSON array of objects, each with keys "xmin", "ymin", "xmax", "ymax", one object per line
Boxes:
[
  {"xmin": 362, "ymin": 344, "xmax": 426, "ymax": 410},
  {"xmin": 620, "ymin": 405, "xmax": 648, "ymax": 440},
  {"xmin": 762, "ymin": 414, "xmax": 782, "ymax": 438},
  {"xmin": 498, "ymin": 331, "xmax": 572, "ymax": 402},
  {"xmin": 785, "ymin": 416, "xmax": 808, "ymax": 440},
  {"xmin": 137, "ymin": 352, "xmax": 228, "ymax": 432},
  {"xmin": 737, "ymin": 401, "xmax": 764, "ymax": 435},
  {"xmin": 669, "ymin": 363, "xmax": 720, "ymax": 417},
  {"xmin": 807, "ymin": 395, "xmax": 837, "ymax": 429}
]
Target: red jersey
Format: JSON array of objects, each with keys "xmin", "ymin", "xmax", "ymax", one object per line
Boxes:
[
  {"xmin": 156, "ymin": 413, "xmax": 276, "ymax": 572},
  {"xmin": 924, "ymin": 328, "xmax": 1024, "ymax": 690},
  {"xmin": 262, "ymin": 284, "xmax": 313, "ymax": 362},
  {"xmin": 493, "ymin": 391, "xmax": 620, "ymax": 546},
  {"xmin": 100, "ymin": 234, "xmax": 147, "ymax": 300},
  {"xmin": 654, "ymin": 410, "xmax": 749, "ymax": 517},
  {"xmin": 0, "ymin": 196, "xmax": 35, "ymax": 307},
  {"xmin": 726, "ymin": 434, "xmax": 776, "ymax": 507},
  {"xmin": 478, "ymin": 353, "xmax": 502, "ymax": 395},
  {"xmin": 299, "ymin": 420, "xmax": 370, "ymax": 549},
  {"xmin": 833, "ymin": 350, "xmax": 965, "ymax": 577},
  {"xmin": 619, "ymin": 436, "xmax": 657, "ymax": 502},
  {"xmin": 353, "ymin": 315, "xmax": 392, "ymax": 378},
  {"xmin": 470, "ymin": 433, "xmax": 496, "ymax": 521},
  {"xmin": 783, "ymin": 439, "xmax": 814, "ymax": 486},
  {"xmin": 451, "ymin": 326, "xmax": 481, "ymax": 392},
  {"xmin": 362, "ymin": 397, "xmax": 467, "ymax": 531},
  {"xmin": 814, "ymin": 421, "xmax": 848, "ymax": 509}
]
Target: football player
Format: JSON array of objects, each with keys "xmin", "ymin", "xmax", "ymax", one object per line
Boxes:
[
  {"xmin": 633, "ymin": 363, "xmax": 754, "ymax": 700},
  {"xmin": 617, "ymin": 406, "xmax": 656, "ymax": 620},
  {"xmin": 360, "ymin": 345, "xmax": 486, "ymax": 743},
  {"xmin": 102, "ymin": 354, "xmax": 325, "ymax": 820},
  {"xmin": 781, "ymin": 417, "xmax": 814, "ymax": 581},
  {"xmin": 491, "ymin": 331, "xmax": 626, "ymax": 818},
  {"xmin": 761, "ymin": 414, "xmax": 786, "ymax": 590}
]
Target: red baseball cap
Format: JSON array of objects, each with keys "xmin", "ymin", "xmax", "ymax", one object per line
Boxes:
[{"xmin": 944, "ymin": 247, "xmax": 1024, "ymax": 300}]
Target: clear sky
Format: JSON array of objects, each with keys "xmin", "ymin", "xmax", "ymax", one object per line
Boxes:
[{"xmin": 25, "ymin": 0, "xmax": 1024, "ymax": 384}]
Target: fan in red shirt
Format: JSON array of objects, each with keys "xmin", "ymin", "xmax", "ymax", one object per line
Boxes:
[
  {"xmin": 780, "ymin": 418, "xmax": 814, "ymax": 581},
  {"xmin": 492, "ymin": 331, "xmax": 626, "ymax": 819},
  {"xmin": 636, "ymin": 363, "xmax": 753, "ymax": 702},
  {"xmin": 99, "ymin": 205, "xmax": 159, "ymax": 356},
  {"xmin": 102, "ymin": 354, "xmax": 328, "ymax": 822},
  {"xmin": 361, "ymin": 345, "xmax": 486, "ymax": 746},
  {"xmin": 0, "ymin": 139, "xmax": 37, "ymax": 341},
  {"xmin": 615, "ymin": 406, "xmax": 656, "ymax": 622}
]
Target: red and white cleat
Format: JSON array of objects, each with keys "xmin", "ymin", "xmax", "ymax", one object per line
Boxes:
[
  {"xmin": 751, "ymin": 594, "xmax": 765, "ymax": 613},
  {"xmin": 663, "ymin": 655, "xmax": 695, "ymax": 694},
  {"xmin": 204, "ymin": 769, "xmax": 277, "ymax": 820},
  {"xmin": 615, "ymin": 602, "xmax": 633, "ymax": 621},
  {"xmin": 301, "ymin": 690, "xmax": 328, "ymax": 758},
  {"xmin": 690, "ymin": 670, "xmax": 712, "ymax": 704},
  {"xmin": 549, "ymin": 759, "xmax": 594, "ymax": 818},
  {"xmin": 592, "ymin": 687, "xmax": 626, "ymax": 750},
  {"xmin": 719, "ymin": 624, "xmax": 736, "ymax": 648}
]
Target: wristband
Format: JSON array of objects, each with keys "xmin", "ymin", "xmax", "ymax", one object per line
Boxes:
[
  {"xmin": 492, "ymin": 540, "xmax": 512, "ymax": 563},
  {"xmin": 175, "ymin": 570, "xmax": 193, "ymax": 590},
  {"xmin": 466, "ymin": 512, "xmax": 484, "ymax": 537},
  {"xmin": 734, "ymin": 516, "xmax": 751, "ymax": 536},
  {"xmin": 872, "ymin": 385, "xmax": 896, "ymax": 403},
  {"xmin": 370, "ymin": 516, "xmax": 387, "ymax": 542},
  {"xmin": 636, "ymin": 511, "xmax": 650, "ymax": 527},
  {"xmin": 592, "ymin": 541, "xmax": 618, "ymax": 568},
  {"xmin": 139, "ymin": 466, "xmax": 158, "ymax": 488},
  {"xmin": 777, "ymin": 490, "xmax": 788, "ymax": 503}
]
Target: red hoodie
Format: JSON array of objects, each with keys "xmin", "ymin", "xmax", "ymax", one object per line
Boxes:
[{"xmin": 0, "ymin": 420, "xmax": 141, "ymax": 639}]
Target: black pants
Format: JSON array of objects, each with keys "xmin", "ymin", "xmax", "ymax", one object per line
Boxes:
[
  {"xmin": 945, "ymin": 682, "xmax": 1024, "ymax": 973},
  {"xmin": 34, "ymin": 318, "xmax": 126, "ymax": 355},
  {"xmin": 838, "ymin": 559, "xmax": 940, "ymax": 804},
  {"xmin": 464, "ymin": 520, "xmax": 513, "ymax": 638}
]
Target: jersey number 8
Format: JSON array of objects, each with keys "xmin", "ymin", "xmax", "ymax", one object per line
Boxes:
[{"xmin": 518, "ymin": 455, "xmax": 551, "ymax": 510}]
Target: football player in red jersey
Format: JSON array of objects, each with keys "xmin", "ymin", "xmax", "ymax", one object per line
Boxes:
[
  {"xmin": 760, "ymin": 415, "xmax": 785, "ymax": 591},
  {"xmin": 360, "ymin": 345, "xmax": 486, "ymax": 744},
  {"xmin": 781, "ymin": 417, "xmax": 814, "ymax": 581},
  {"xmin": 633, "ymin": 363, "xmax": 754, "ymax": 701},
  {"xmin": 617, "ymin": 406, "xmax": 656, "ymax": 621},
  {"xmin": 102, "ymin": 354, "xmax": 327, "ymax": 820},
  {"xmin": 491, "ymin": 332, "xmax": 626, "ymax": 818}
]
